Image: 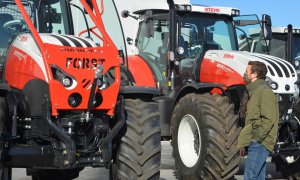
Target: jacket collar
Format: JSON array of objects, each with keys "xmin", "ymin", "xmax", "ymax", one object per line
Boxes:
[{"xmin": 246, "ymin": 79, "xmax": 265, "ymax": 92}]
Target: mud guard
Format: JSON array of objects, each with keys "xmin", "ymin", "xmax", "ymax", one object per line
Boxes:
[
  {"xmin": 119, "ymin": 86, "xmax": 159, "ymax": 98},
  {"xmin": 175, "ymin": 82, "xmax": 225, "ymax": 102}
]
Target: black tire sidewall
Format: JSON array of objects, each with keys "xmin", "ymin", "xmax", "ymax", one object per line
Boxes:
[
  {"xmin": 172, "ymin": 95, "xmax": 208, "ymax": 177},
  {"xmin": 0, "ymin": 96, "xmax": 11, "ymax": 180},
  {"xmin": 113, "ymin": 98, "xmax": 161, "ymax": 180}
]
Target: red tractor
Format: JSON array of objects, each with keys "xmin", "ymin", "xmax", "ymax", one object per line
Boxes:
[
  {"xmin": 0, "ymin": 0, "xmax": 160, "ymax": 179},
  {"xmin": 118, "ymin": 0, "xmax": 298, "ymax": 179}
]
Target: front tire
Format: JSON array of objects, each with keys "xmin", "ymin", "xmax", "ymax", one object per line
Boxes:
[
  {"xmin": 112, "ymin": 98, "xmax": 161, "ymax": 180},
  {"xmin": 272, "ymin": 155, "xmax": 300, "ymax": 180},
  {"xmin": 171, "ymin": 93, "xmax": 241, "ymax": 180},
  {"xmin": 0, "ymin": 96, "xmax": 11, "ymax": 180}
]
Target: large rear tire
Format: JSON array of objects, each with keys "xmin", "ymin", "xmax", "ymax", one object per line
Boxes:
[
  {"xmin": 112, "ymin": 98, "xmax": 161, "ymax": 180},
  {"xmin": 171, "ymin": 93, "xmax": 241, "ymax": 180},
  {"xmin": 0, "ymin": 97, "xmax": 11, "ymax": 180}
]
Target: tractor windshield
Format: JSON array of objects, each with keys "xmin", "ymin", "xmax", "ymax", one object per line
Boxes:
[
  {"xmin": 179, "ymin": 14, "xmax": 238, "ymax": 57},
  {"xmin": 70, "ymin": 0, "xmax": 126, "ymax": 52},
  {"xmin": 291, "ymin": 35, "xmax": 300, "ymax": 65},
  {"xmin": 270, "ymin": 33, "xmax": 300, "ymax": 70}
]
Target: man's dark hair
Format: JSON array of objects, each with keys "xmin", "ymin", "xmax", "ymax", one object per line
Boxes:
[{"xmin": 248, "ymin": 61, "xmax": 267, "ymax": 80}]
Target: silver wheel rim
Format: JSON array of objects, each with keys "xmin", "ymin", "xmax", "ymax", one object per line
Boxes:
[{"xmin": 177, "ymin": 114, "xmax": 201, "ymax": 168}]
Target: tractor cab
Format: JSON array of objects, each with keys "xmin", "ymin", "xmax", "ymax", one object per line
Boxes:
[
  {"xmin": 132, "ymin": 4, "xmax": 241, "ymax": 94},
  {"xmin": 271, "ymin": 27, "xmax": 300, "ymax": 64}
]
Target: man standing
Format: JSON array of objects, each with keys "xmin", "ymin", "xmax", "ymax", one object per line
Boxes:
[{"xmin": 238, "ymin": 61, "xmax": 279, "ymax": 180}]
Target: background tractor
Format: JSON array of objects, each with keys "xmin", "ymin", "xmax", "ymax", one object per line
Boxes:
[
  {"xmin": 238, "ymin": 24, "xmax": 300, "ymax": 71},
  {"xmin": 116, "ymin": 0, "xmax": 299, "ymax": 179},
  {"xmin": 237, "ymin": 23, "xmax": 300, "ymax": 179},
  {"xmin": 0, "ymin": 0, "xmax": 161, "ymax": 179}
]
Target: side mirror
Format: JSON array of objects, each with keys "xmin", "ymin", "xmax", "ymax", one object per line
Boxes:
[
  {"xmin": 262, "ymin": 14, "xmax": 272, "ymax": 41},
  {"xmin": 121, "ymin": 10, "xmax": 138, "ymax": 20}
]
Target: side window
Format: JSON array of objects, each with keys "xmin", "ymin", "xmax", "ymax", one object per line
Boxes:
[
  {"xmin": 50, "ymin": 2, "xmax": 64, "ymax": 34},
  {"xmin": 71, "ymin": 0, "xmax": 103, "ymax": 46},
  {"xmin": 269, "ymin": 36, "xmax": 286, "ymax": 59},
  {"xmin": 136, "ymin": 19, "xmax": 169, "ymax": 65},
  {"xmin": 0, "ymin": 2, "xmax": 32, "ymax": 48},
  {"xmin": 209, "ymin": 21, "xmax": 233, "ymax": 50}
]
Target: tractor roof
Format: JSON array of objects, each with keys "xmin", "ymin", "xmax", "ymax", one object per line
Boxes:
[
  {"xmin": 131, "ymin": 0, "xmax": 240, "ymax": 17},
  {"xmin": 272, "ymin": 27, "xmax": 300, "ymax": 34}
]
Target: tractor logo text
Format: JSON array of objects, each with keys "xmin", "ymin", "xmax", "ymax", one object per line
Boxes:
[
  {"xmin": 17, "ymin": 35, "xmax": 28, "ymax": 42},
  {"xmin": 14, "ymin": 50, "xmax": 27, "ymax": 61},
  {"xmin": 61, "ymin": 48, "xmax": 93, "ymax": 53},
  {"xmin": 205, "ymin": 8, "xmax": 220, "ymax": 13},
  {"xmin": 223, "ymin": 54, "xmax": 234, "ymax": 59},
  {"xmin": 66, "ymin": 57, "xmax": 105, "ymax": 69},
  {"xmin": 216, "ymin": 63, "xmax": 233, "ymax": 73}
]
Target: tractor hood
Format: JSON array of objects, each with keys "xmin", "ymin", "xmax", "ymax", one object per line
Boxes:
[
  {"xmin": 8, "ymin": 33, "xmax": 120, "ymax": 114},
  {"xmin": 204, "ymin": 50, "xmax": 299, "ymax": 96},
  {"xmin": 10, "ymin": 33, "xmax": 98, "ymax": 82}
]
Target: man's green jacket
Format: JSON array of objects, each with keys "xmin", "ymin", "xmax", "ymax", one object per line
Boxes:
[{"xmin": 237, "ymin": 79, "xmax": 279, "ymax": 152}]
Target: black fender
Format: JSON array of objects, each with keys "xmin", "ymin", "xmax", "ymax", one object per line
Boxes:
[
  {"xmin": 175, "ymin": 82, "xmax": 225, "ymax": 103},
  {"xmin": 225, "ymin": 84, "xmax": 247, "ymax": 112},
  {"xmin": 119, "ymin": 86, "xmax": 159, "ymax": 99},
  {"xmin": 0, "ymin": 83, "xmax": 11, "ymax": 95},
  {"xmin": 11, "ymin": 79, "xmax": 49, "ymax": 117}
]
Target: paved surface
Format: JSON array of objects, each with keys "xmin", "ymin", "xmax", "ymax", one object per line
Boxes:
[{"xmin": 12, "ymin": 141, "xmax": 286, "ymax": 180}]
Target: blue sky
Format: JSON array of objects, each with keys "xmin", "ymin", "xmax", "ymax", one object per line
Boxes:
[{"xmin": 191, "ymin": 0, "xmax": 299, "ymax": 28}]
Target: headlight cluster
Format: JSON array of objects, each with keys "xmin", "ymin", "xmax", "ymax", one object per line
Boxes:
[
  {"xmin": 231, "ymin": 9, "xmax": 240, "ymax": 16},
  {"xmin": 51, "ymin": 66, "xmax": 75, "ymax": 88},
  {"xmin": 265, "ymin": 76, "xmax": 278, "ymax": 90},
  {"xmin": 175, "ymin": 4, "xmax": 192, "ymax": 11},
  {"xmin": 293, "ymin": 29, "xmax": 300, "ymax": 34},
  {"xmin": 284, "ymin": 28, "xmax": 300, "ymax": 34},
  {"xmin": 294, "ymin": 61, "xmax": 300, "ymax": 68}
]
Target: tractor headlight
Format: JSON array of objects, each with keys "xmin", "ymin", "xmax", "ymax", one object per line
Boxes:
[
  {"xmin": 51, "ymin": 66, "xmax": 76, "ymax": 89},
  {"xmin": 265, "ymin": 76, "xmax": 278, "ymax": 90},
  {"xmin": 293, "ymin": 29, "xmax": 300, "ymax": 34},
  {"xmin": 270, "ymin": 83, "xmax": 278, "ymax": 90},
  {"xmin": 277, "ymin": 94, "xmax": 283, "ymax": 102},
  {"xmin": 177, "ymin": 46, "xmax": 185, "ymax": 55},
  {"xmin": 62, "ymin": 77, "xmax": 72, "ymax": 87},
  {"xmin": 295, "ymin": 60, "xmax": 300, "ymax": 68},
  {"xmin": 294, "ymin": 84, "xmax": 299, "ymax": 99}
]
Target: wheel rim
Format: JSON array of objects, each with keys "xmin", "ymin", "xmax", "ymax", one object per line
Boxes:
[{"xmin": 177, "ymin": 114, "xmax": 201, "ymax": 168}]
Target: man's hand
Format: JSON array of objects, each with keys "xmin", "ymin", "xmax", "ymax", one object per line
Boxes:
[{"xmin": 240, "ymin": 147, "xmax": 247, "ymax": 157}]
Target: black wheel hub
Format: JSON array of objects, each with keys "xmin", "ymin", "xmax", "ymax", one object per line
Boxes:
[{"xmin": 194, "ymin": 130, "xmax": 200, "ymax": 155}]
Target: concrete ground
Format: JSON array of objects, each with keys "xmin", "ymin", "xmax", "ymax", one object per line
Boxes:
[{"xmin": 11, "ymin": 141, "xmax": 286, "ymax": 180}]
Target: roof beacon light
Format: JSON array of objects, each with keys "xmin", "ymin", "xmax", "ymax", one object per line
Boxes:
[{"xmin": 231, "ymin": 9, "xmax": 240, "ymax": 16}]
